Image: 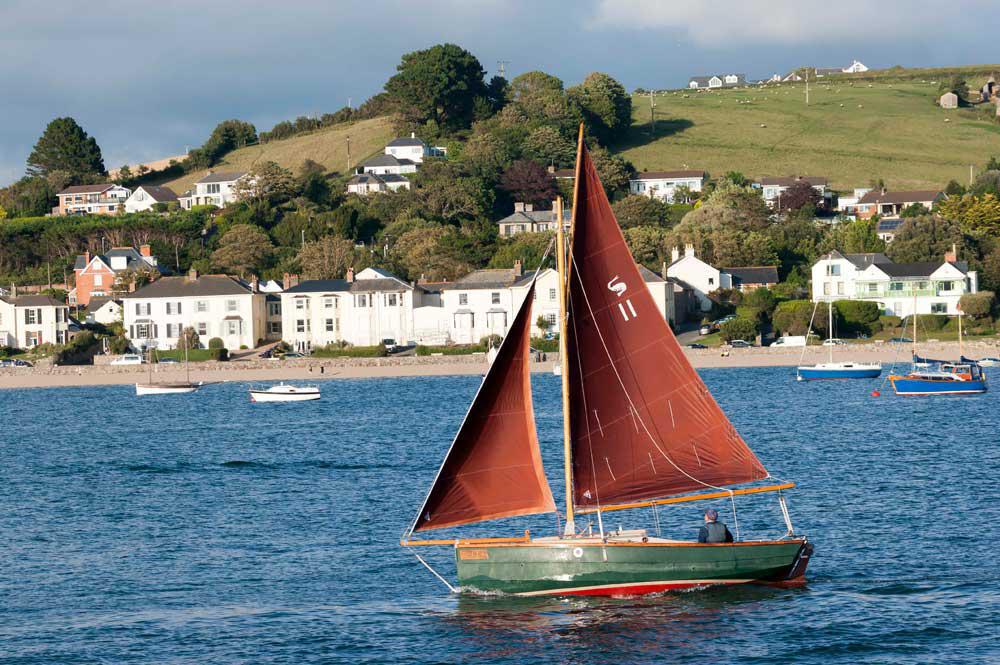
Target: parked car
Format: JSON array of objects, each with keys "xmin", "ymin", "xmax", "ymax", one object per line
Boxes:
[
  {"xmin": 889, "ymin": 337, "xmax": 913, "ymax": 344},
  {"xmin": 699, "ymin": 324, "xmax": 716, "ymax": 335},
  {"xmin": 110, "ymin": 354, "xmax": 143, "ymax": 365},
  {"xmin": 729, "ymin": 340, "xmax": 752, "ymax": 349},
  {"xmin": 382, "ymin": 338, "xmax": 400, "ymax": 353},
  {"xmin": 687, "ymin": 343, "xmax": 707, "ymax": 349},
  {"xmin": 157, "ymin": 357, "xmax": 180, "ymax": 364},
  {"xmin": 822, "ymin": 338, "xmax": 847, "ymax": 346},
  {"xmin": 770, "ymin": 336, "xmax": 807, "ymax": 348},
  {"xmin": 281, "ymin": 352, "xmax": 307, "ymax": 359},
  {"xmin": 714, "ymin": 315, "xmax": 736, "ymax": 325}
]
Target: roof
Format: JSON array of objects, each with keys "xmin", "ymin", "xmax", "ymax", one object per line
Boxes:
[
  {"xmin": 875, "ymin": 262, "xmax": 945, "ymax": 278},
  {"xmin": 551, "ymin": 169, "xmax": 575, "ymax": 179},
  {"xmin": 347, "ymin": 173, "xmax": 385, "ymax": 186},
  {"xmin": 723, "ymin": 266, "xmax": 779, "ymax": 284},
  {"xmin": 2, "ymin": 294, "xmax": 64, "ymax": 307},
  {"xmin": 857, "ymin": 190, "xmax": 943, "ymax": 205},
  {"xmin": 379, "ymin": 173, "xmax": 410, "ymax": 183},
  {"xmin": 632, "ymin": 170, "xmax": 706, "ymax": 181},
  {"xmin": 386, "ymin": 136, "xmax": 426, "ymax": 147},
  {"xmin": 58, "ymin": 183, "xmax": 118, "ymax": 195},
  {"xmin": 135, "ymin": 185, "xmax": 178, "ymax": 202},
  {"xmin": 285, "ymin": 278, "xmax": 412, "ymax": 294},
  {"xmin": 758, "ymin": 176, "xmax": 827, "ymax": 187},
  {"xmin": 442, "ymin": 268, "xmax": 527, "ymax": 291},
  {"xmin": 689, "ymin": 76, "xmax": 715, "ymax": 85},
  {"xmin": 126, "ymin": 275, "xmax": 250, "ymax": 299},
  {"xmin": 815, "ymin": 67, "xmax": 843, "ymax": 75},
  {"xmin": 74, "ymin": 247, "xmax": 157, "ymax": 272},
  {"xmin": 638, "ymin": 266, "xmax": 666, "ymax": 283},
  {"xmin": 361, "ymin": 154, "xmax": 415, "ymax": 168},
  {"xmin": 195, "ymin": 171, "xmax": 247, "ymax": 184},
  {"xmin": 840, "ymin": 252, "xmax": 891, "ymax": 268},
  {"xmin": 88, "ymin": 296, "xmax": 121, "ymax": 311},
  {"xmin": 497, "ymin": 209, "xmax": 572, "ymax": 225},
  {"xmin": 876, "ymin": 219, "xmax": 904, "ymax": 233}
]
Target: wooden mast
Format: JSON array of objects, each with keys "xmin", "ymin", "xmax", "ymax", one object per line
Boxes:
[{"xmin": 556, "ymin": 195, "xmax": 574, "ymax": 536}]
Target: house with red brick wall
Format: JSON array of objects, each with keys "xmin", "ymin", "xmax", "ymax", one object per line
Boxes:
[
  {"xmin": 71, "ymin": 246, "xmax": 161, "ymax": 307},
  {"xmin": 855, "ymin": 190, "xmax": 944, "ymax": 220}
]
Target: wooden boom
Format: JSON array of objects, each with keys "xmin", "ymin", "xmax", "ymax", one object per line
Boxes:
[
  {"xmin": 401, "ymin": 531, "xmax": 532, "ymax": 547},
  {"xmin": 576, "ymin": 483, "xmax": 796, "ymax": 514}
]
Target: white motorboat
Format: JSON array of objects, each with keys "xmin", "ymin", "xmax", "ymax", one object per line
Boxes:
[{"xmin": 249, "ymin": 383, "xmax": 321, "ymax": 402}]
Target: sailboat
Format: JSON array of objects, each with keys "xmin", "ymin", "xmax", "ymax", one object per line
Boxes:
[
  {"xmin": 400, "ymin": 130, "xmax": 813, "ymax": 597},
  {"xmin": 889, "ymin": 306, "xmax": 987, "ymax": 395},
  {"xmin": 135, "ymin": 337, "xmax": 200, "ymax": 396},
  {"xmin": 796, "ymin": 296, "xmax": 881, "ymax": 381}
]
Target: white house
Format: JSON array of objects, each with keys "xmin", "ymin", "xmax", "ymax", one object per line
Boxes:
[
  {"xmin": 280, "ymin": 267, "xmax": 424, "ymax": 351},
  {"xmin": 346, "ymin": 173, "xmax": 410, "ymax": 195},
  {"xmin": 179, "ymin": 172, "xmax": 247, "ymax": 209},
  {"xmin": 54, "ymin": 184, "xmax": 131, "ymax": 216},
  {"xmin": 836, "ymin": 187, "xmax": 873, "ymax": 217},
  {"xmin": 629, "ymin": 170, "xmax": 706, "ymax": 202},
  {"xmin": 810, "ymin": 249, "xmax": 977, "ymax": 318},
  {"xmin": 384, "ymin": 134, "xmax": 431, "ymax": 163},
  {"xmin": 359, "ymin": 153, "xmax": 418, "ymax": 176},
  {"xmin": 497, "ymin": 202, "xmax": 571, "ymax": 237},
  {"xmin": 123, "ymin": 185, "xmax": 179, "ymax": 213},
  {"xmin": 86, "ymin": 297, "xmax": 123, "ymax": 325},
  {"xmin": 843, "ymin": 60, "xmax": 869, "ymax": 73},
  {"xmin": 688, "ymin": 74, "xmax": 745, "ymax": 89},
  {"xmin": 122, "ymin": 272, "xmax": 270, "ymax": 351},
  {"xmin": 666, "ymin": 245, "xmax": 729, "ymax": 312},
  {"xmin": 0, "ymin": 294, "xmax": 72, "ymax": 348},
  {"xmin": 756, "ymin": 176, "xmax": 830, "ymax": 209}
]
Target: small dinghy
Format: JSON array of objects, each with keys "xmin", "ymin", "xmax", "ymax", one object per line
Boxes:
[{"xmin": 249, "ymin": 383, "xmax": 321, "ymax": 402}]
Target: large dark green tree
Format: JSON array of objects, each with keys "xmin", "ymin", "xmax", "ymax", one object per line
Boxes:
[
  {"xmin": 384, "ymin": 44, "xmax": 488, "ymax": 132},
  {"xmin": 26, "ymin": 117, "xmax": 106, "ymax": 182},
  {"xmin": 568, "ymin": 73, "xmax": 633, "ymax": 144}
]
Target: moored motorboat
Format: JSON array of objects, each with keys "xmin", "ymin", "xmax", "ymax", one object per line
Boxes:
[
  {"xmin": 249, "ymin": 383, "xmax": 321, "ymax": 402},
  {"xmin": 889, "ymin": 308, "xmax": 987, "ymax": 396},
  {"xmin": 401, "ymin": 129, "xmax": 812, "ymax": 597}
]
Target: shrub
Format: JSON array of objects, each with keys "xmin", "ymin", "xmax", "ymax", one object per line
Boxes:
[
  {"xmin": 531, "ymin": 337, "xmax": 559, "ymax": 352},
  {"xmin": 209, "ymin": 348, "xmax": 229, "ymax": 361},
  {"xmin": 311, "ymin": 343, "xmax": 388, "ymax": 358},
  {"xmin": 54, "ymin": 331, "xmax": 98, "ymax": 365},
  {"xmin": 875, "ymin": 315, "xmax": 902, "ymax": 335},
  {"xmin": 208, "ymin": 337, "xmax": 225, "ymax": 349},
  {"xmin": 720, "ymin": 317, "xmax": 758, "ymax": 342},
  {"xmin": 772, "ymin": 300, "xmax": 816, "ymax": 336},
  {"xmin": 914, "ymin": 314, "xmax": 948, "ymax": 332},
  {"xmin": 834, "ymin": 300, "xmax": 881, "ymax": 336},
  {"xmin": 239, "ymin": 344, "xmax": 249, "ymax": 350},
  {"xmin": 960, "ymin": 291, "xmax": 994, "ymax": 319}
]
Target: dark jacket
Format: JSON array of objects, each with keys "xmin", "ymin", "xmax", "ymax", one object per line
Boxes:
[{"xmin": 698, "ymin": 521, "xmax": 734, "ymax": 543}]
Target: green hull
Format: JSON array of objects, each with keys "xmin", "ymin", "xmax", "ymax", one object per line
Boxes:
[{"xmin": 455, "ymin": 538, "xmax": 811, "ymax": 596}]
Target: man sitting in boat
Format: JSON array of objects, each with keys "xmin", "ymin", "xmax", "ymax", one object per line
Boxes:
[{"xmin": 698, "ymin": 508, "xmax": 734, "ymax": 543}]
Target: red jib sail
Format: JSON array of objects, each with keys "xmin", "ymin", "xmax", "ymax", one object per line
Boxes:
[
  {"xmin": 566, "ymin": 143, "xmax": 768, "ymax": 509},
  {"xmin": 412, "ymin": 281, "xmax": 555, "ymax": 532}
]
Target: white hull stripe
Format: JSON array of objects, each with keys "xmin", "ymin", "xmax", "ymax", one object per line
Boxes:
[{"xmin": 516, "ymin": 578, "xmax": 753, "ymax": 596}]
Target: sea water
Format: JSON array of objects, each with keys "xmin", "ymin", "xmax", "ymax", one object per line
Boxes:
[{"xmin": 1, "ymin": 367, "xmax": 997, "ymax": 663}]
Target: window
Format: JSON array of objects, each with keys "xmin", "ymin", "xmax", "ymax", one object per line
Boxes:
[
  {"xmin": 491, "ymin": 292, "xmax": 501, "ymax": 305},
  {"xmin": 823, "ymin": 282, "xmax": 831, "ymax": 295},
  {"xmin": 295, "ymin": 298, "xmax": 309, "ymax": 311},
  {"xmin": 917, "ymin": 281, "xmax": 927, "ymax": 290},
  {"xmin": 826, "ymin": 264, "xmax": 841, "ymax": 277},
  {"xmin": 939, "ymin": 281, "xmax": 954, "ymax": 291},
  {"xmin": 226, "ymin": 320, "xmax": 240, "ymax": 336},
  {"xmin": 207, "ymin": 183, "xmax": 221, "ymax": 194},
  {"xmin": 135, "ymin": 303, "xmax": 151, "ymax": 316},
  {"xmin": 889, "ymin": 282, "xmax": 903, "ymax": 292},
  {"xmin": 268, "ymin": 321, "xmax": 282, "ymax": 335},
  {"xmin": 94, "ymin": 274, "xmax": 104, "ymax": 286},
  {"xmin": 386, "ymin": 294, "xmax": 398, "ymax": 306},
  {"xmin": 546, "ymin": 313, "xmax": 557, "ymax": 327},
  {"xmin": 197, "ymin": 322, "xmax": 208, "ymax": 336},
  {"xmin": 136, "ymin": 322, "xmax": 152, "ymax": 338},
  {"xmin": 196, "ymin": 300, "xmax": 208, "ymax": 313},
  {"xmin": 325, "ymin": 318, "xmax": 335, "ymax": 332},
  {"xmin": 296, "ymin": 319, "xmax": 310, "ymax": 333},
  {"xmin": 357, "ymin": 294, "xmax": 368, "ymax": 307},
  {"xmin": 868, "ymin": 283, "xmax": 878, "ymax": 293},
  {"xmin": 708, "ymin": 278, "xmax": 715, "ymax": 286},
  {"xmin": 268, "ymin": 302, "xmax": 281, "ymax": 316},
  {"xmin": 323, "ymin": 297, "xmax": 335, "ymax": 309},
  {"xmin": 459, "ymin": 293, "xmax": 468, "ymax": 306},
  {"xmin": 837, "ymin": 282, "xmax": 844, "ymax": 295},
  {"xmin": 549, "ymin": 288, "xmax": 557, "ymax": 301},
  {"xmin": 25, "ymin": 309, "xmax": 38, "ymax": 325},
  {"xmin": 223, "ymin": 299, "xmax": 237, "ymax": 312},
  {"xmin": 931, "ymin": 303, "xmax": 947, "ymax": 314}
]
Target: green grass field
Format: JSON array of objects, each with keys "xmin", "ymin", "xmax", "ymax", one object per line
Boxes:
[
  {"xmin": 160, "ymin": 116, "xmax": 395, "ymax": 193},
  {"xmin": 617, "ymin": 79, "xmax": 1000, "ymax": 191}
]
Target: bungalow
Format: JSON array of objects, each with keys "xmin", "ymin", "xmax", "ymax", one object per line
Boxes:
[
  {"xmin": 836, "ymin": 187, "xmax": 873, "ymax": 217},
  {"xmin": 782, "ymin": 71, "xmax": 803, "ymax": 82},
  {"xmin": 0, "ymin": 294, "xmax": 72, "ymax": 348},
  {"xmin": 756, "ymin": 176, "xmax": 830, "ymax": 209},
  {"xmin": 54, "ymin": 184, "xmax": 131, "ymax": 216},
  {"xmin": 814, "ymin": 67, "xmax": 843, "ymax": 77},
  {"xmin": 359, "ymin": 153, "xmax": 418, "ymax": 176},
  {"xmin": 279, "ymin": 267, "xmax": 424, "ymax": 351},
  {"xmin": 123, "ymin": 185, "xmax": 179, "ymax": 213},
  {"xmin": 72, "ymin": 245, "xmax": 161, "ymax": 307},
  {"xmin": 384, "ymin": 133, "xmax": 446, "ymax": 163},
  {"xmin": 179, "ymin": 171, "xmax": 247, "ymax": 209},
  {"xmin": 346, "ymin": 173, "xmax": 410, "ymax": 195},
  {"xmin": 811, "ymin": 248, "xmax": 976, "ymax": 318},
  {"xmin": 122, "ymin": 271, "xmax": 271, "ymax": 351},
  {"xmin": 497, "ymin": 202, "xmax": 571, "ymax": 237},
  {"xmin": 723, "ymin": 266, "xmax": 779, "ymax": 292},
  {"xmin": 688, "ymin": 74, "xmax": 745, "ymax": 89},
  {"xmin": 86, "ymin": 297, "xmax": 123, "ymax": 325},
  {"xmin": 855, "ymin": 190, "xmax": 944, "ymax": 219},
  {"xmin": 628, "ymin": 170, "xmax": 706, "ymax": 202}
]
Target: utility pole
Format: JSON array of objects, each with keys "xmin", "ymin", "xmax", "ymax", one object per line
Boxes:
[
  {"xmin": 805, "ymin": 68, "xmax": 810, "ymax": 106},
  {"xmin": 970, "ymin": 164, "xmax": 975, "ymax": 185},
  {"xmin": 346, "ymin": 136, "xmax": 351, "ymax": 172},
  {"xmin": 497, "ymin": 60, "xmax": 510, "ymax": 79},
  {"xmin": 649, "ymin": 90, "xmax": 656, "ymax": 137}
]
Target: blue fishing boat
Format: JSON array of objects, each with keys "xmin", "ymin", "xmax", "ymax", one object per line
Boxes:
[{"xmin": 797, "ymin": 296, "xmax": 881, "ymax": 381}]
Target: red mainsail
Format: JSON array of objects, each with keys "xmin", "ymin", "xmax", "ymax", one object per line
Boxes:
[
  {"xmin": 566, "ymin": 143, "xmax": 768, "ymax": 509},
  {"xmin": 412, "ymin": 281, "xmax": 555, "ymax": 532}
]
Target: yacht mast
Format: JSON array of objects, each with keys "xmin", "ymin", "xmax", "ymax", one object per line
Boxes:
[
  {"xmin": 828, "ymin": 299, "xmax": 833, "ymax": 364},
  {"xmin": 556, "ymin": 195, "xmax": 575, "ymax": 536}
]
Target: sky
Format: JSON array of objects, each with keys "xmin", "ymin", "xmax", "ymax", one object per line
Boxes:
[{"xmin": 1, "ymin": 0, "xmax": 997, "ymax": 187}]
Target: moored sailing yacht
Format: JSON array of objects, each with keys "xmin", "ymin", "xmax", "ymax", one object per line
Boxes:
[
  {"xmin": 797, "ymin": 294, "xmax": 881, "ymax": 381},
  {"xmin": 890, "ymin": 309, "xmax": 987, "ymax": 395},
  {"xmin": 401, "ymin": 129, "xmax": 813, "ymax": 597},
  {"xmin": 135, "ymin": 338, "xmax": 200, "ymax": 396}
]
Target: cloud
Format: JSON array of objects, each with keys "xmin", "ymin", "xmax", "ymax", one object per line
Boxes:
[{"xmin": 589, "ymin": 0, "xmax": 991, "ymax": 46}]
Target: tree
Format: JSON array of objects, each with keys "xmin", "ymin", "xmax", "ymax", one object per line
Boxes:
[
  {"xmin": 612, "ymin": 195, "xmax": 672, "ymax": 228},
  {"xmin": 773, "ymin": 300, "xmax": 817, "ymax": 336},
  {"xmin": 777, "ymin": 180, "xmax": 821, "ymax": 212},
  {"xmin": 0, "ymin": 205, "xmax": 6, "ymax": 220},
  {"xmin": 384, "ymin": 43, "xmax": 487, "ymax": 132},
  {"xmin": 972, "ymin": 170, "xmax": 1000, "ymax": 197},
  {"xmin": 623, "ymin": 226, "xmax": 671, "ymax": 268},
  {"xmin": 886, "ymin": 215, "xmax": 968, "ymax": 263},
  {"xmin": 459, "ymin": 132, "xmax": 514, "ymax": 180},
  {"xmin": 233, "ymin": 161, "xmax": 296, "ymax": 221},
  {"xmin": 297, "ymin": 236, "xmax": 358, "ymax": 279},
  {"xmin": 826, "ymin": 218, "xmax": 885, "ymax": 254},
  {"xmin": 181, "ymin": 326, "xmax": 201, "ymax": 350},
  {"xmin": 211, "ymin": 224, "xmax": 273, "ymax": 276},
  {"xmin": 298, "ymin": 159, "xmax": 331, "ymax": 204},
  {"xmin": 741, "ymin": 287, "xmax": 778, "ymax": 318},
  {"xmin": 590, "ymin": 146, "xmax": 633, "ymax": 196},
  {"xmin": 390, "ymin": 226, "xmax": 472, "ymax": 281},
  {"xmin": 677, "ymin": 182, "xmax": 771, "ymax": 232},
  {"xmin": 536, "ymin": 315, "xmax": 553, "ymax": 334},
  {"xmin": 944, "ymin": 179, "xmax": 966, "ymax": 197},
  {"xmin": 26, "ymin": 117, "xmax": 106, "ymax": 181},
  {"xmin": 980, "ymin": 247, "xmax": 1000, "ymax": 292},
  {"xmin": 489, "ymin": 232, "xmax": 554, "ymax": 269},
  {"xmin": 0, "ymin": 177, "xmax": 56, "ymax": 217},
  {"xmin": 720, "ymin": 317, "xmax": 758, "ymax": 342},
  {"xmin": 522, "ymin": 126, "xmax": 575, "ymax": 167},
  {"xmin": 899, "ymin": 202, "xmax": 928, "ymax": 218},
  {"xmin": 500, "ymin": 160, "xmax": 557, "ymax": 206},
  {"xmin": 959, "ymin": 291, "xmax": 994, "ymax": 319},
  {"xmin": 186, "ymin": 120, "xmax": 257, "ymax": 168},
  {"xmin": 568, "ymin": 72, "xmax": 632, "ymax": 144},
  {"xmin": 510, "ymin": 71, "xmax": 564, "ymax": 101}
]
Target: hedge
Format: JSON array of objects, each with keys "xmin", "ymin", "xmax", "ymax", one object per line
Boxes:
[
  {"xmin": 155, "ymin": 348, "xmax": 228, "ymax": 362},
  {"xmin": 415, "ymin": 344, "xmax": 483, "ymax": 356},
  {"xmin": 312, "ymin": 344, "xmax": 388, "ymax": 358},
  {"xmin": 720, "ymin": 317, "xmax": 758, "ymax": 342}
]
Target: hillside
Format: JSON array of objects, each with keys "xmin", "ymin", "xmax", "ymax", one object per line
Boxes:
[
  {"xmin": 159, "ymin": 116, "xmax": 395, "ymax": 193},
  {"xmin": 617, "ymin": 79, "xmax": 1000, "ymax": 191}
]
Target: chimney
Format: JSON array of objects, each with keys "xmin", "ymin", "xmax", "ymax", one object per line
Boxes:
[
  {"xmin": 684, "ymin": 243, "xmax": 695, "ymax": 258},
  {"xmin": 82, "ymin": 250, "xmax": 91, "ymax": 268},
  {"xmin": 187, "ymin": 268, "xmax": 198, "ymax": 282},
  {"xmin": 250, "ymin": 275, "xmax": 259, "ymax": 293},
  {"xmin": 289, "ymin": 273, "xmax": 300, "ymax": 288},
  {"xmin": 524, "ymin": 203, "xmax": 533, "ymax": 212},
  {"xmin": 514, "ymin": 202, "xmax": 525, "ymax": 213},
  {"xmin": 944, "ymin": 243, "xmax": 958, "ymax": 264},
  {"xmin": 514, "ymin": 260, "xmax": 523, "ymax": 277},
  {"xmin": 346, "ymin": 268, "xmax": 355, "ymax": 283},
  {"xmin": 410, "ymin": 132, "xmax": 416, "ymax": 139},
  {"xmin": 283, "ymin": 272, "xmax": 291, "ymax": 290},
  {"xmin": 661, "ymin": 261, "xmax": 668, "ymax": 279},
  {"xmin": 418, "ymin": 273, "xmax": 427, "ymax": 284},
  {"xmin": 139, "ymin": 244, "xmax": 151, "ymax": 258},
  {"xmin": 671, "ymin": 247, "xmax": 680, "ymax": 263}
]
